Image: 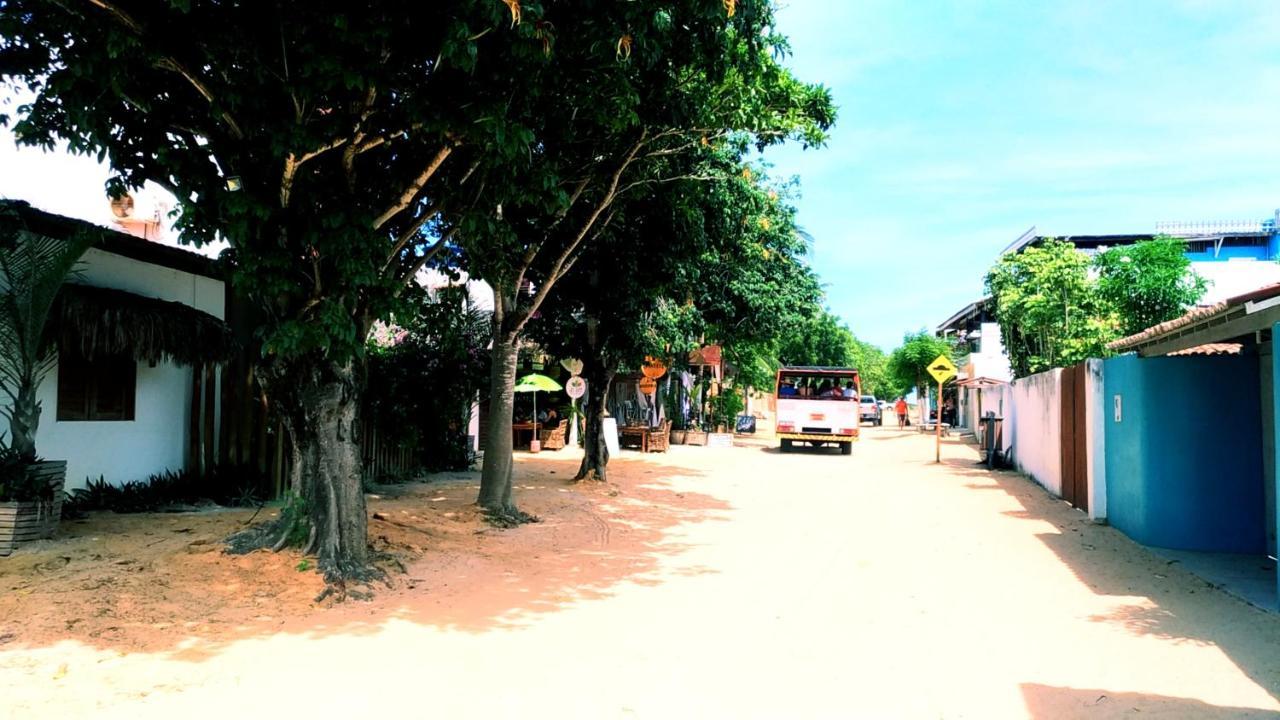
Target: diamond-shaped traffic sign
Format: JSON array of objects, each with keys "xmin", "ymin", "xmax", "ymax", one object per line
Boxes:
[{"xmin": 927, "ymin": 354, "xmax": 957, "ymax": 384}]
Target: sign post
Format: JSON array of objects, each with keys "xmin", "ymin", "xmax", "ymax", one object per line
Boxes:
[{"xmin": 926, "ymin": 354, "xmax": 958, "ymax": 463}]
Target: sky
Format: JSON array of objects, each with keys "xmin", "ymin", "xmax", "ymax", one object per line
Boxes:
[
  {"xmin": 3, "ymin": 2, "xmax": 1280, "ymax": 347},
  {"xmin": 764, "ymin": 0, "xmax": 1280, "ymax": 348}
]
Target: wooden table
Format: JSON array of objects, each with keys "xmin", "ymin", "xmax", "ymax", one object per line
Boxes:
[
  {"xmin": 512, "ymin": 422, "xmax": 542, "ymax": 449},
  {"xmin": 619, "ymin": 424, "xmax": 649, "ymax": 452}
]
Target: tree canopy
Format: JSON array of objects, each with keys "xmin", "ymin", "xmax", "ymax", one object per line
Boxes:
[
  {"xmin": 986, "ymin": 237, "xmax": 1207, "ymax": 378},
  {"xmin": 530, "ymin": 152, "xmax": 823, "ymax": 479},
  {"xmin": 1095, "ymin": 236, "xmax": 1208, "ymax": 338},
  {"xmin": 776, "ymin": 309, "xmax": 890, "ymax": 396},
  {"xmin": 887, "ymin": 330, "xmax": 955, "ymax": 399}
]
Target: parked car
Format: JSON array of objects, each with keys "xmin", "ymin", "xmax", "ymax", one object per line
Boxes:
[{"xmin": 859, "ymin": 395, "xmax": 882, "ymax": 425}]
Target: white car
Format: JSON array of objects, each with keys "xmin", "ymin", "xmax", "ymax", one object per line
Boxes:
[{"xmin": 859, "ymin": 395, "xmax": 882, "ymax": 426}]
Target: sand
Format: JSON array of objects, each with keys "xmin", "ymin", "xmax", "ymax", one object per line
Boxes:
[{"xmin": 1, "ymin": 426, "xmax": 1279, "ymax": 718}]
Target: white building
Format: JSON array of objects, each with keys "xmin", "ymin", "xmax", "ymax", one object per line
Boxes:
[{"xmin": 2, "ymin": 200, "xmax": 229, "ymax": 490}]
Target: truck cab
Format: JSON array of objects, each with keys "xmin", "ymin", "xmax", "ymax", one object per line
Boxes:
[{"xmin": 775, "ymin": 366, "xmax": 860, "ymax": 455}]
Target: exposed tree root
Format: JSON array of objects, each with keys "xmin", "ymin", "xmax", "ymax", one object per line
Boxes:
[
  {"xmin": 228, "ymin": 520, "xmax": 408, "ymax": 604},
  {"xmin": 573, "ymin": 467, "xmax": 607, "ymax": 483},
  {"xmin": 225, "ymin": 517, "xmax": 292, "ymax": 555},
  {"xmin": 480, "ymin": 504, "xmax": 541, "ymax": 528}
]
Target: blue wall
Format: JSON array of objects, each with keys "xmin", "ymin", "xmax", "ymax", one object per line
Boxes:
[{"xmin": 1104, "ymin": 353, "xmax": 1266, "ymax": 553}]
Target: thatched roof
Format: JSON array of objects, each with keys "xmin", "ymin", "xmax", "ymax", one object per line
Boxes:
[
  {"xmin": 57, "ymin": 283, "xmax": 234, "ymax": 366},
  {"xmin": 0, "ymin": 200, "xmax": 222, "ymax": 279}
]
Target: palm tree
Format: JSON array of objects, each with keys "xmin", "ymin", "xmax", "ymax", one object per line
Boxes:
[{"xmin": 0, "ymin": 212, "xmax": 95, "ymax": 459}]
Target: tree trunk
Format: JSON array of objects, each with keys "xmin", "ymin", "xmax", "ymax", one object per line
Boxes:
[
  {"xmin": 477, "ymin": 334, "xmax": 528, "ymax": 521},
  {"xmin": 576, "ymin": 360, "xmax": 615, "ymax": 481},
  {"xmin": 228, "ymin": 355, "xmax": 374, "ymax": 588},
  {"xmin": 9, "ymin": 378, "xmax": 39, "ymax": 458}
]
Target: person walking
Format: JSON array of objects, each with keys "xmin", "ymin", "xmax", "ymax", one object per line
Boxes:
[{"xmin": 895, "ymin": 397, "xmax": 908, "ymax": 429}]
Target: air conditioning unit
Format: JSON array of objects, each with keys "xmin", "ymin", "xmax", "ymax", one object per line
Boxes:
[{"xmin": 109, "ymin": 194, "xmax": 135, "ymax": 219}]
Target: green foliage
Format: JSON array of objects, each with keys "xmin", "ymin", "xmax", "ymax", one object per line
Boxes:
[
  {"xmin": 708, "ymin": 390, "xmax": 745, "ymax": 431},
  {"xmin": 986, "ymin": 239, "xmax": 1119, "ymax": 378},
  {"xmin": 776, "ymin": 309, "xmax": 890, "ymax": 396},
  {"xmin": 279, "ymin": 492, "xmax": 311, "ymax": 549},
  {"xmin": 1095, "ymin": 236, "xmax": 1207, "ymax": 337},
  {"xmin": 62, "ymin": 465, "xmax": 267, "ymax": 514},
  {"xmin": 0, "ymin": 447, "xmax": 54, "ymax": 502},
  {"xmin": 887, "ymin": 331, "xmax": 956, "ymax": 397},
  {"xmin": 986, "ymin": 237, "xmax": 1204, "ymax": 378},
  {"xmin": 531, "ymin": 158, "xmax": 822, "ymax": 403},
  {"xmin": 295, "ymin": 559, "xmax": 312, "ymax": 572},
  {"xmin": 0, "ymin": 210, "xmax": 96, "ymax": 458},
  {"xmin": 364, "ymin": 286, "xmax": 490, "ymax": 472},
  {"xmin": 778, "ymin": 310, "xmax": 858, "ymax": 367}
]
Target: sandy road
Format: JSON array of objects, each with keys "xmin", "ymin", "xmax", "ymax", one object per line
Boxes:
[{"xmin": 3, "ymin": 425, "xmax": 1280, "ymax": 718}]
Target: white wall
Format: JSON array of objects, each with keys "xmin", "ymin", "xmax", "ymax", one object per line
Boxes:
[
  {"xmin": 1009, "ymin": 368, "xmax": 1063, "ymax": 497},
  {"xmin": 971, "ymin": 322, "xmax": 1013, "ymax": 382},
  {"xmin": 1084, "ymin": 359, "xmax": 1107, "ymax": 522},
  {"xmin": 31, "ymin": 248, "xmax": 224, "ymax": 490}
]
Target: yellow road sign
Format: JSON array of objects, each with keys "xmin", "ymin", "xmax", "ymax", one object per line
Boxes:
[{"xmin": 927, "ymin": 354, "xmax": 957, "ymax": 384}]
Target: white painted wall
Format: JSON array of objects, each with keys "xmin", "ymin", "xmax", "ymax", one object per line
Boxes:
[
  {"xmin": 970, "ymin": 322, "xmax": 1013, "ymax": 382},
  {"xmin": 1084, "ymin": 359, "xmax": 1107, "ymax": 522},
  {"xmin": 22, "ymin": 248, "xmax": 224, "ymax": 490},
  {"xmin": 1009, "ymin": 368, "xmax": 1063, "ymax": 497}
]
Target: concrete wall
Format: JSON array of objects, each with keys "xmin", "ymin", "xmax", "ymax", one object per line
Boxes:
[
  {"xmin": 1009, "ymin": 369, "xmax": 1063, "ymax": 497},
  {"xmin": 1084, "ymin": 359, "xmax": 1107, "ymax": 522},
  {"xmin": 29, "ymin": 248, "xmax": 224, "ymax": 489},
  {"xmin": 1103, "ymin": 353, "xmax": 1265, "ymax": 553}
]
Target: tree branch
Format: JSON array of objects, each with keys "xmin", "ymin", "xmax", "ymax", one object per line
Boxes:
[
  {"xmin": 280, "ymin": 136, "xmax": 350, "ymax": 207},
  {"xmin": 82, "ymin": 0, "xmax": 244, "ymax": 139},
  {"xmin": 393, "ymin": 226, "xmax": 459, "ymax": 296},
  {"xmin": 511, "ymin": 131, "xmax": 648, "ymax": 335},
  {"xmin": 371, "ymin": 142, "xmax": 457, "ymax": 230},
  {"xmin": 381, "ymin": 203, "xmax": 440, "ymax": 275}
]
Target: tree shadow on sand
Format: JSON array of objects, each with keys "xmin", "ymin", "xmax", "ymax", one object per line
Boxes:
[
  {"xmin": 1020, "ymin": 683, "xmax": 1280, "ymax": 719},
  {"xmin": 0, "ymin": 449, "xmax": 732, "ymax": 663},
  {"xmin": 944, "ymin": 455, "xmax": 1280, "ymax": 704}
]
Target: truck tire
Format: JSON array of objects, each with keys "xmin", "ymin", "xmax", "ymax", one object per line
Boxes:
[
  {"xmin": 781, "ymin": 439, "xmax": 793, "ymax": 453},
  {"xmin": 841, "ymin": 442, "xmax": 853, "ymax": 455}
]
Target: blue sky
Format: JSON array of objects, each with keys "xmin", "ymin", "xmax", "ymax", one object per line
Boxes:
[{"xmin": 764, "ymin": 0, "xmax": 1280, "ymax": 349}]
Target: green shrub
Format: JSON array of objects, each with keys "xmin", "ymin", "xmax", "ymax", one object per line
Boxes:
[
  {"xmin": 0, "ymin": 447, "xmax": 55, "ymax": 502},
  {"xmin": 63, "ymin": 463, "xmax": 268, "ymax": 515}
]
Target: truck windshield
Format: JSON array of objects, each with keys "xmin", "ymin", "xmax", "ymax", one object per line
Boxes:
[{"xmin": 777, "ymin": 373, "xmax": 857, "ymax": 400}]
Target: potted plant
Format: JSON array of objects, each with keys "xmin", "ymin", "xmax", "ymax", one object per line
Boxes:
[
  {"xmin": 0, "ymin": 216, "xmax": 93, "ymax": 554},
  {"xmin": 707, "ymin": 389, "xmax": 742, "ymax": 447}
]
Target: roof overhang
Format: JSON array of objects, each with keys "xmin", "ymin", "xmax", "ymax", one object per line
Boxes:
[
  {"xmin": 1, "ymin": 200, "xmax": 222, "ymax": 280},
  {"xmin": 955, "ymin": 376, "xmax": 1008, "ymax": 388},
  {"xmin": 937, "ymin": 297, "xmax": 991, "ymax": 333},
  {"xmin": 1107, "ymin": 284, "xmax": 1280, "ymax": 358},
  {"xmin": 57, "ymin": 283, "xmax": 234, "ymax": 366}
]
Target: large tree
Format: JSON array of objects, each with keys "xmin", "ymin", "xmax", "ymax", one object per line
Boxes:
[
  {"xmin": 531, "ymin": 153, "xmax": 822, "ymax": 480},
  {"xmin": 0, "ymin": 1, "xmax": 649, "ymax": 586},
  {"xmin": 453, "ymin": 4, "xmax": 833, "ymax": 518}
]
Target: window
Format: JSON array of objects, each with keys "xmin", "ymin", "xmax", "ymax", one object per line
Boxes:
[{"xmin": 57, "ymin": 349, "xmax": 136, "ymax": 422}]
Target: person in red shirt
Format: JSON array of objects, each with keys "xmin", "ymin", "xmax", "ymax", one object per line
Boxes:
[{"xmin": 895, "ymin": 397, "xmax": 909, "ymax": 428}]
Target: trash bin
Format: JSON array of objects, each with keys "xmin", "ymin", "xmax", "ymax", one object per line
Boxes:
[{"xmin": 980, "ymin": 413, "xmax": 1003, "ymax": 469}]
